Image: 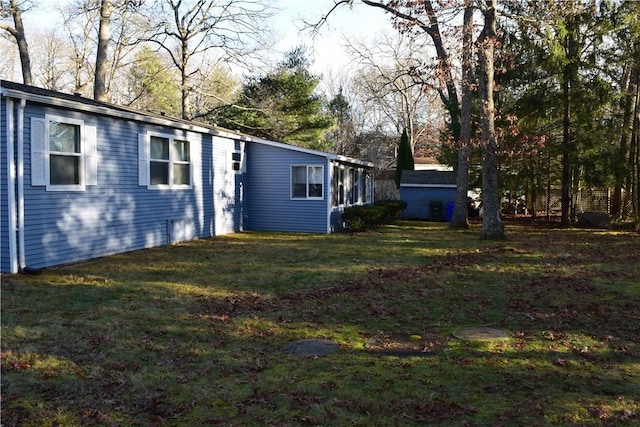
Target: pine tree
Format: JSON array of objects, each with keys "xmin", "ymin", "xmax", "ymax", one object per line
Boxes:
[{"xmin": 395, "ymin": 128, "xmax": 414, "ymax": 188}]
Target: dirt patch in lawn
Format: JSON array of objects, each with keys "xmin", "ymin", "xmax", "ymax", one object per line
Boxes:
[{"xmin": 366, "ymin": 332, "xmax": 447, "ymax": 357}]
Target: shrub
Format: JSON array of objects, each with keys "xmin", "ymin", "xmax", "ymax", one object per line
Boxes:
[
  {"xmin": 375, "ymin": 199, "xmax": 408, "ymax": 221},
  {"xmin": 342, "ymin": 205, "xmax": 387, "ymax": 231}
]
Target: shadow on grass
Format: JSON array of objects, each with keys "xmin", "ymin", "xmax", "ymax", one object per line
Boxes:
[{"xmin": 2, "ymin": 221, "xmax": 639, "ymax": 426}]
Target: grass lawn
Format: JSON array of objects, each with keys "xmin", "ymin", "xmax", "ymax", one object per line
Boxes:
[{"xmin": 1, "ymin": 220, "xmax": 639, "ymax": 426}]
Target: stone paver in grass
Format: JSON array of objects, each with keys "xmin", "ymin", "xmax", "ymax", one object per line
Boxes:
[
  {"xmin": 452, "ymin": 327, "xmax": 510, "ymax": 341},
  {"xmin": 366, "ymin": 332, "xmax": 447, "ymax": 357},
  {"xmin": 282, "ymin": 339, "xmax": 339, "ymax": 357}
]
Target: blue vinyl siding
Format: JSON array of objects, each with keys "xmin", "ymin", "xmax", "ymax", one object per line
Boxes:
[
  {"xmin": 17, "ymin": 102, "xmax": 215, "ymax": 269},
  {"xmin": 400, "ymin": 187, "xmax": 457, "ymax": 220},
  {"xmin": 2, "ymin": 81, "xmax": 375, "ymax": 272},
  {"xmin": 247, "ymin": 143, "xmax": 329, "ymax": 233},
  {"xmin": 0, "ymin": 98, "xmax": 11, "ymax": 272}
]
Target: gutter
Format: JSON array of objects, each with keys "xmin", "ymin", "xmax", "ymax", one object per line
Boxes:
[
  {"xmin": 5, "ymin": 96, "xmax": 18, "ymax": 273},
  {"xmin": 17, "ymin": 98, "xmax": 26, "ymax": 271}
]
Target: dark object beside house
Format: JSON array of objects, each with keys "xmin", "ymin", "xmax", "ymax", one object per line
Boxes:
[
  {"xmin": 400, "ymin": 171, "xmax": 457, "ymax": 221},
  {"xmin": 577, "ymin": 211, "xmax": 612, "ymax": 229}
]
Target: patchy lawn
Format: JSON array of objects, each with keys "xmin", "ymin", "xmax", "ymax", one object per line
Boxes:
[{"xmin": 1, "ymin": 221, "xmax": 639, "ymax": 426}]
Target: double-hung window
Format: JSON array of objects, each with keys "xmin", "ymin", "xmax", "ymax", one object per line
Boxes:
[
  {"xmin": 140, "ymin": 133, "xmax": 191, "ymax": 188},
  {"xmin": 30, "ymin": 115, "xmax": 97, "ymax": 191},
  {"xmin": 49, "ymin": 121, "xmax": 81, "ymax": 186},
  {"xmin": 291, "ymin": 165, "xmax": 324, "ymax": 199}
]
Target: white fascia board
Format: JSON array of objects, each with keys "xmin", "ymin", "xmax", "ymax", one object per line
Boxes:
[
  {"xmin": 2, "ymin": 86, "xmax": 375, "ymax": 168},
  {"xmin": 1, "ymin": 87, "xmax": 216, "ymax": 135}
]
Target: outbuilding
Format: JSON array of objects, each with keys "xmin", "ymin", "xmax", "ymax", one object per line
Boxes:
[{"xmin": 400, "ymin": 170, "xmax": 457, "ymax": 221}]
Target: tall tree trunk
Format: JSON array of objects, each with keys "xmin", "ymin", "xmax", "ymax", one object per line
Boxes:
[
  {"xmin": 180, "ymin": 38, "xmax": 191, "ymax": 120},
  {"xmin": 560, "ymin": 25, "xmax": 578, "ymax": 226},
  {"xmin": 94, "ymin": 0, "xmax": 111, "ymax": 101},
  {"xmin": 561, "ymin": 68, "xmax": 572, "ymax": 225},
  {"xmin": 611, "ymin": 64, "xmax": 634, "ymax": 217},
  {"xmin": 633, "ymin": 62, "xmax": 640, "ymax": 230},
  {"xmin": 478, "ymin": 0, "xmax": 505, "ymax": 240},
  {"xmin": 359, "ymin": 0, "xmax": 466, "ymax": 225},
  {"xmin": 3, "ymin": 0, "xmax": 32, "ymax": 85},
  {"xmin": 450, "ymin": 1, "xmax": 474, "ymax": 229}
]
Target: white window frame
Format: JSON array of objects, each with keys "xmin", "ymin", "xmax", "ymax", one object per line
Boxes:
[
  {"xmin": 139, "ymin": 132, "xmax": 192, "ymax": 189},
  {"xmin": 30, "ymin": 114, "xmax": 97, "ymax": 192},
  {"xmin": 291, "ymin": 165, "xmax": 324, "ymax": 200},
  {"xmin": 364, "ymin": 170, "xmax": 373, "ymax": 203},
  {"xmin": 231, "ymin": 147, "xmax": 246, "ymax": 174}
]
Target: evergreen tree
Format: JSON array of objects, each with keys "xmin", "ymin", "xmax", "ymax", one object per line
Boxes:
[
  {"xmin": 395, "ymin": 128, "xmax": 414, "ymax": 188},
  {"xmin": 218, "ymin": 47, "xmax": 334, "ymax": 150}
]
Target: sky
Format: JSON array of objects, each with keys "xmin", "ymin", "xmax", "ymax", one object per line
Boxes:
[
  {"xmin": 24, "ymin": 0, "xmax": 394, "ymax": 77},
  {"xmin": 270, "ymin": 0, "xmax": 393, "ymax": 75}
]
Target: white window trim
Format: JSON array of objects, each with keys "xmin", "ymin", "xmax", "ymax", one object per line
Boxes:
[
  {"xmin": 31, "ymin": 114, "xmax": 97, "ymax": 192},
  {"xmin": 231, "ymin": 147, "xmax": 246, "ymax": 174},
  {"xmin": 290, "ymin": 165, "xmax": 324, "ymax": 200},
  {"xmin": 139, "ymin": 132, "xmax": 193, "ymax": 190}
]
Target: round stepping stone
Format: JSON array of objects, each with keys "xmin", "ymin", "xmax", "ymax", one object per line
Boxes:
[
  {"xmin": 452, "ymin": 327, "xmax": 509, "ymax": 341},
  {"xmin": 282, "ymin": 339, "xmax": 339, "ymax": 356}
]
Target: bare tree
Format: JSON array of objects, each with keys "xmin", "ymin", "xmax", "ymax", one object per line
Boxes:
[
  {"xmin": 316, "ymin": 0, "xmax": 473, "ymax": 228},
  {"xmin": 59, "ymin": 0, "xmax": 152, "ymax": 100},
  {"xmin": 346, "ymin": 31, "xmax": 436, "ymax": 152},
  {"xmin": 94, "ymin": 0, "xmax": 111, "ymax": 101},
  {"xmin": 31, "ymin": 29, "xmax": 72, "ymax": 91},
  {"xmin": 148, "ymin": 0, "xmax": 275, "ymax": 120},
  {"xmin": 60, "ymin": 2, "xmax": 97, "ymax": 95},
  {"xmin": 449, "ymin": 0, "xmax": 474, "ymax": 229},
  {"xmin": 0, "ymin": 0, "xmax": 32, "ymax": 84}
]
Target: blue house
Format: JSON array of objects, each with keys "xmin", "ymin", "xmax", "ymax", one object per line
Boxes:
[
  {"xmin": 1, "ymin": 80, "xmax": 373, "ymax": 273},
  {"xmin": 400, "ymin": 170, "xmax": 457, "ymax": 221}
]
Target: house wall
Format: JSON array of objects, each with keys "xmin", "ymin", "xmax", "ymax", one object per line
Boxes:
[
  {"xmin": 1, "ymin": 98, "xmax": 12, "ymax": 272},
  {"xmin": 400, "ymin": 186, "xmax": 457, "ymax": 221},
  {"xmin": 8, "ymin": 100, "xmax": 217, "ymax": 271},
  {"xmin": 247, "ymin": 143, "xmax": 329, "ymax": 233},
  {"xmin": 212, "ymin": 136, "xmax": 246, "ymax": 235}
]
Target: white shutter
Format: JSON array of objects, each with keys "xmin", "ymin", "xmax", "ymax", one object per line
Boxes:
[
  {"xmin": 138, "ymin": 133, "xmax": 149, "ymax": 187},
  {"xmin": 84, "ymin": 125, "xmax": 98, "ymax": 186},
  {"xmin": 30, "ymin": 117, "xmax": 47, "ymax": 186},
  {"xmin": 190, "ymin": 140, "xmax": 200, "ymax": 187}
]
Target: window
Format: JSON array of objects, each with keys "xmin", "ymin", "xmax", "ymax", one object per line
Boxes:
[
  {"xmin": 232, "ymin": 152, "xmax": 242, "ymax": 171},
  {"xmin": 30, "ymin": 115, "xmax": 97, "ymax": 191},
  {"xmin": 291, "ymin": 165, "xmax": 324, "ymax": 199},
  {"xmin": 347, "ymin": 167, "xmax": 355, "ymax": 204},
  {"xmin": 49, "ymin": 121, "xmax": 81, "ymax": 185},
  {"xmin": 139, "ymin": 133, "xmax": 191, "ymax": 188},
  {"xmin": 364, "ymin": 170, "xmax": 372, "ymax": 203}
]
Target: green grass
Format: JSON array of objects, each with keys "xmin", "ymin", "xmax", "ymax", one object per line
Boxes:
[{"xmin": 2, "ymin": 221, "xmax": 639, "ymax": 426}]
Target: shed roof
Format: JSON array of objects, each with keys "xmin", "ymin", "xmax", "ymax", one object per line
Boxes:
[{"xmin": 401, "ymin": 170, "xmax": 457, "ymax": 186}]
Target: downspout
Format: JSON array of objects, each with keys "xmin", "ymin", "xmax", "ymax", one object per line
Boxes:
[
  {"xmin": 6, "ymin": 97, "xmax": 18, "ymax": 273},
  {"xmin": 326, "ymin": 159, "xmax": 332, "ymax": 234},
  {"xmin": 17, "ymin": 98, "xmax": 26, "ymax": 271}
]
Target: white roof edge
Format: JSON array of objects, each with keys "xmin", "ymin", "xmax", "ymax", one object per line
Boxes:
[
  {"xmin": 231, "ymin": 132, "xmax": 374, "ymax": 168},
  {"xmin": 2, "ymin": 83, "xmax": 374, "ymax": 167},
  {"xmin": 2, "ymin": 86, "xmax": 217, "ymax": 134}
]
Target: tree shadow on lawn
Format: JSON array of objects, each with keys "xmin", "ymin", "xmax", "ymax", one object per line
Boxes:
[{"xmin": 1, "ymin": 225, "xmax": 639, "ymax": 425}]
